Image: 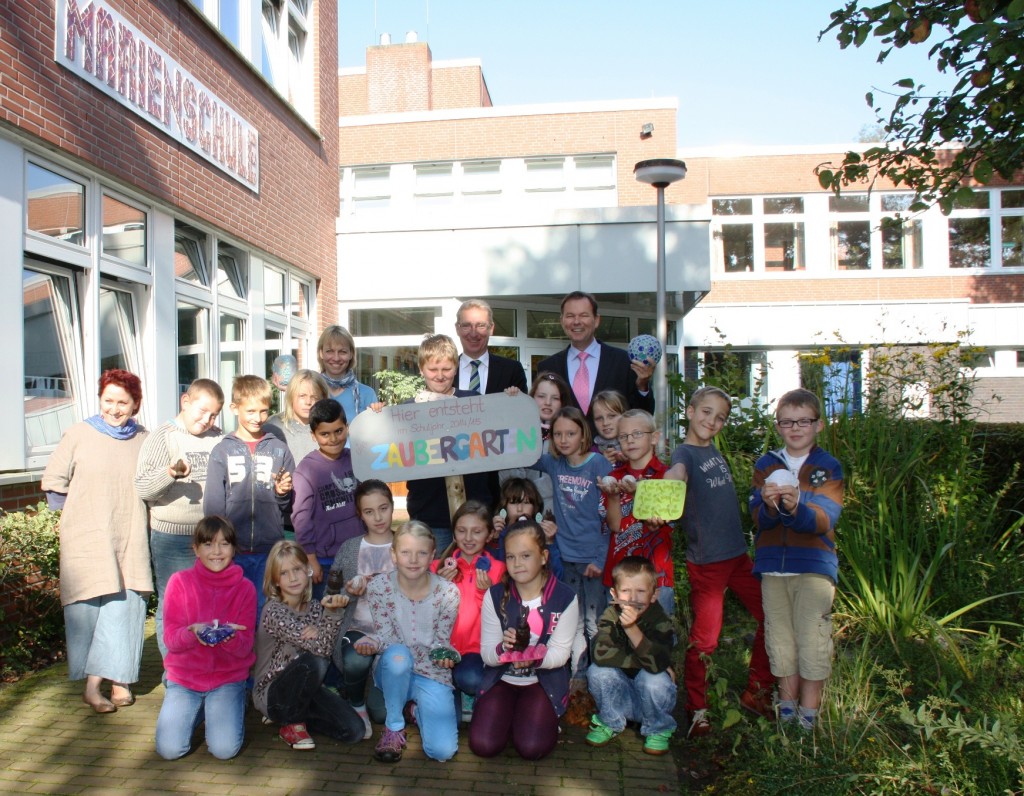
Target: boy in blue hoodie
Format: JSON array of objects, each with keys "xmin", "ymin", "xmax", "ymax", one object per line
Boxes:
[
  {"xmin": 204, "ymin": 375, "xmax": 294, "ymax": 617},
  {"xmin": 751, "ymin": 388, "xmax": 844, "ymax": 730}
]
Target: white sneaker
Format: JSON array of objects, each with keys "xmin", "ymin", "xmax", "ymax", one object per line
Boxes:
[{"xmin": 354, "ymin": 704, "xmax": 372, "ymax": 740}]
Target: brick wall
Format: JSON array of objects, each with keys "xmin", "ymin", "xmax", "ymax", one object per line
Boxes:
[
  {"xmin": 0, "ymin": 481, "xmax": 45, "ymax": 514},
  {"xmin": 703, "ymin": 274, "xmax": 1024, "ymax": 306},
  {"xmin": 0, "ymin": 0, "xmax": 339, "ymax": 313}
]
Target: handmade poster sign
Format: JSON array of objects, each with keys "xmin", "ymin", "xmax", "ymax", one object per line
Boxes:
[
  {"xmin": 632, "ymin": 479, "xmax": 686, "ymax": 521},
  {"xmin": 349, "ymin": 393, "xmax": 541, "ymax": 482}
]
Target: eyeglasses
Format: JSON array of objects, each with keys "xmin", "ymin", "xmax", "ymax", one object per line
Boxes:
[
  {"xmin": 776, "ymin": 418, "xmax": 819, "ymax": 428},
  {"xmin": 456, "ymin": 322, "xmax": 491, "ymax": 333},
  {"xmin": 616, "ymin": 430, "xmax": 654, "ymax": 443}
]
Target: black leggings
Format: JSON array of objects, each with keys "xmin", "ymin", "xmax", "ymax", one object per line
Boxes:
[
  {"xmin": 265, "ymin": 652, "xmax": 364, "ymax": 743},
  {"xmin": 468, "ymin": 679, "xmax": 559, "ymax": 760}
]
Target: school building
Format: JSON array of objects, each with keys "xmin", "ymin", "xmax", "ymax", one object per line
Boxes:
[
  {"xmin": 337, "ymin": 37, "xmax": 1024, "ymax": 424},
  {"xmin": 0, "ymin": 0, "xmax": 339, "ymax": 508}
]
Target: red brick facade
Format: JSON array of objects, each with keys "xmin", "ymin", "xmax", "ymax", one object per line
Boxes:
[{"xmin": 0, "ymin": 0, "xmax": 339, "ymax": 311}]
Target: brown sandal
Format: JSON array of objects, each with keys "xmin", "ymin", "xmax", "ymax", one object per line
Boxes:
[{"xmin": 82, "ymin": 693, "xmax": 117, "ymax": 714}]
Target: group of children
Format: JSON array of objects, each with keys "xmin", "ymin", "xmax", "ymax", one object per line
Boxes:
[{"xmin": 144, "ymin": 332, "xmax": 843, "ymax": 764}]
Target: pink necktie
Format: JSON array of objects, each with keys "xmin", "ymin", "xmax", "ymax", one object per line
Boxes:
[{"xmin": 573, "ymin": 351, "xmax": 591, "ymax": 414}]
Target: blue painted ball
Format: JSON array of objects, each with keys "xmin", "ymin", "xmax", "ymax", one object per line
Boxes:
[{"xmin": 627, "ymin": 334, "xmax": 663, "ymax": 366}]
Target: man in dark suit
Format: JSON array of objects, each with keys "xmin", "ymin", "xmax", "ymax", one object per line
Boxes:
[
  {"xmin": 455, "ymin": 299, "xmax": 528, "ymax": 394},
  {"xmin": 534, "ymin": 291, "xmax": 655, "ymax": 425}
]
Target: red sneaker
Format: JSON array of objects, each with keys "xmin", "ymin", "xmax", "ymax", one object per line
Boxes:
[{"xmin": 279, "ymin": 723, "xmax": 315, "ymax": 750}]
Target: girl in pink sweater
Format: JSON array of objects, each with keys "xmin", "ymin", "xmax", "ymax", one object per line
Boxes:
[{"xmin": 155, "ymin": 516, "xmax": 256, "ymax": 760}]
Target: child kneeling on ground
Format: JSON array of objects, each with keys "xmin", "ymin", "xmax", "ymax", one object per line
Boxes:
[
  {"xmin": 585, "ymin": 556, "xmax": 676, "ymax": 756},
  {"xmin": 155, "ymin": 515, "xmax": 256, "ymax": 760}
]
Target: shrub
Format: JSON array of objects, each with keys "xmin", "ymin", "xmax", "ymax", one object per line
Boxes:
[{"xmin": 0, "ymin": 502, "xmax": 63, "ymax": 680}]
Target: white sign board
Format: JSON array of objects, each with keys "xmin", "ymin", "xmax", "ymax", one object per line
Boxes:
[
  {"xmin": 349, "ymin": 393, "xmax": 541, "ymax": 483},
  {"xmin": 56, "ymin": 0, "xmax": 260, "ymax": 192}
]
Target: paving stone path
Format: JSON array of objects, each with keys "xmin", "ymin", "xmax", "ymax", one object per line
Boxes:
[{"xmin": 0, "ymin": 621, "xmax": 682, "ymax": 795}]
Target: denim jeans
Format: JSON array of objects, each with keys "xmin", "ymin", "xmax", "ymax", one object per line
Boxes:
[
  {"xmin": 452, "ymin": 652, "xmax": 484, "ymax": 697},
  {"xmin": 235, "ymin": 553, "xmax": 270, "ymax": 621},
  {"xmin": 334, "ymin": 630, "xmax": 386, "ymax": 724},
  {"xmin": 266, "ymin": 653, "xmax": 363, "ymax": 743},
  {"xmin": 561, "ymin": 561, "xmax": 609, "ymax": 661},
  {"xmin": 587, "ymin": 665, "xmax": 677, "ymax": 736},
  {"xmin": 374, "ymin": 644, "xmax": 458, "ymax": 761},
  {"xmin": 155, "ymin": 680, "xmax": 246, "ymax": 760},
  {"xmin": 150, "ymin": 531, "xmax": 198, "ymax": 658}
]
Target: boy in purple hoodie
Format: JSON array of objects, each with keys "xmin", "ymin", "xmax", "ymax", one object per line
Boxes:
[{"xmin": 291, "ymin": 399, "xmax": 363, "ymax": 600}]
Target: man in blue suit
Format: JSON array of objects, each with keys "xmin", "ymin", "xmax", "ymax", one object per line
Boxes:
[{"xmin": 534, "ymin": 291, "xmax": 655, "ymax": 428}]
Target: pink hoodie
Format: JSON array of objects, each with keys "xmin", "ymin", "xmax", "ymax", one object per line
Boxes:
[
  {"xmin": 430, "ymin": 551, "xmax": 506, "ymax": 655},
  {"xmin": 163, "ymin": 559, "xmax": 257, "ymax": 691}
]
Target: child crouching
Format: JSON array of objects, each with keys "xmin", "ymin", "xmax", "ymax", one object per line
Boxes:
[{"xmin": 586, "ymin": 556, "xmax": 676, "ymax": 756}]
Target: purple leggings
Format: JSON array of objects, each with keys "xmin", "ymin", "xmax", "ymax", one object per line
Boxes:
[{"xmin": 468, "ymin": 679, "xmax": 559, "ymax": 760}]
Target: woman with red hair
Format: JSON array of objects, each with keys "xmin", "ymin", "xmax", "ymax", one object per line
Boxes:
[{"xmin": 42, "ymin": 369, "xmax": 152, "ymax": 713}]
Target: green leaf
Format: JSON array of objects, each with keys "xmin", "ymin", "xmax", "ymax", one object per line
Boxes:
[
  {"xmin": 1011, "ymin": 0, "xmax": 1024, "ymax": 18},
  {"xmin": 723, "ymin": 708, "xmax": 742, "ymax": 729},
  {"xmin": 973, "ymin": 159, "xmax": 993, "ymax": 184},
  {"xmin": 855, "ymin": 24, "xmax": 870, "ymax": 47},
  {"xmin": 818, "ymin": 169, "xmax": 835, "ymax": 190},
  {"xmin": 896, "ymin": 77, "xmax": 915, "ymax": 89},
  {"xmin": 866, "ymin": 91, "xmax": 875, "ymax": 107}
]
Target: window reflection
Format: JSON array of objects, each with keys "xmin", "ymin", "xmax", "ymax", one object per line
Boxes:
[
  {"xmin": 177, "ymin": 302, "xmax": 209, "ymax": 393},
  {"xmin": 99, "ymin": 288, "xmax": 139, "ymax": 373},
  {"xmin": 23, "ymin": 269, "xmax": 81, "ymax": 449},
  {"xmin": 27, "ymin": 163, "xmax": 85, "ymax": 246},
  {"xmin": 949, "ymin": 218, "xmax": 991, "ymax": 268},
  {"xmin": 102, "ymin": 195, "xmax": 146, "ymax": 266}
]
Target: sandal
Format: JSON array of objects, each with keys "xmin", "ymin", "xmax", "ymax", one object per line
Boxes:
[
  {"xmin": 82, "ymin": 693, "xmax": 117, "ymax": 714},
  {"xmin": 110, "ymin": 685, "xmax": 135, "ymax": 707}
]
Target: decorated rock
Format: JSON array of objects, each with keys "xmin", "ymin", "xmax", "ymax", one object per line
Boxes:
[{"xmin": 627, "ymin": 334, "xmax": 663, "ymax": 366}]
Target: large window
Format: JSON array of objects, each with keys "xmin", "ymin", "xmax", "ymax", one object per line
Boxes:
[{"xmin": 830, "ymin": 195, "xmax": 871, "ymax": 270}]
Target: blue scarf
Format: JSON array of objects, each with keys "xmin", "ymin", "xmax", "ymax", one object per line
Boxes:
[
  {"xmin": 85, "ymin": 414, "xmax": 139, "ymax": 440},
  {"xmin": 322, "ymin": 371, "xmax": 363, "ymax": 415}
]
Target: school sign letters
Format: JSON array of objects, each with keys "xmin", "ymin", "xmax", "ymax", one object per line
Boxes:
[{"xmin": 56, "ymin": 0, "xmax": 260, "ymax": 192}]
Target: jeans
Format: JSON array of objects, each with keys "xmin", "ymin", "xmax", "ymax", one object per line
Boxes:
[
  {"xmin": 266, "ymin": 653, "xmax": 363, "ymax": 743},
  {"xmin": 235, "ymin": 553, "xmax": 270, "ymax": 621},
  {"xmin": 656, "ymin": 585, "xmax": 676, "ymax": 616},
  {"xmin": 561, "ymin": 561, "xmax": 609, "ymax": 663},
  {"xmin": 334, "ymin": 630, "xmax": 386, "ymax": 724},
  {"xmin": 155, "ymin": 680, "xmax": 246, "ymax": 760},
  {"xmin": 452, "ymin": 653, "xmax": 484, "ymax": 697},
  {"xmin": 430, "ymin": 526, "xmax": 454, "ymax": 560},
  {"xmin": 374, "ymin": 644, "xmax": 458, "ymax": 761},
  {"xmin": 587, "ymin": 665, "xmax": 677, "ymax": 736},
  {"xmin": 311, "ymin": 556, "xmax": 335, "ymax": 603},
  {"xmin": 150, "ymin": 531, "xmax": 198, "ymax": 658}
]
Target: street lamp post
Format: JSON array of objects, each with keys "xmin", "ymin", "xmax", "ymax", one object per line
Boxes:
[{"xmin": 634, "ymin": 158, "xmax": 687, "ymax": 451}]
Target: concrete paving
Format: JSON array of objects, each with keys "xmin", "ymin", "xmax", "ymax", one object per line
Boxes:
[{"xmin": 0, "ymin": 621, "xmax": 682, "ymax": 795}]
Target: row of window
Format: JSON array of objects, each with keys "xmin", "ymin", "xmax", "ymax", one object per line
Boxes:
[
  {"xmin": 187, "ymin": 0, "xmax": 312, "ymax": 118},
  {"xmin": 22, "ymin": 153, "xmax": 315, "ymax": 465},
  {"xmin": 711, "ymin": 189, "xmax": 1024, "ymax": 272},
  {"xmin": 341, "ymin": 155, "xmax": 617, "ymax": 213}
]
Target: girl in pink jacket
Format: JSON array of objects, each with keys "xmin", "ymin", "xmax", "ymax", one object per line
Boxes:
[{"xmin": 155, "ymin": 516, "xmax": 256, "ymax": 759}]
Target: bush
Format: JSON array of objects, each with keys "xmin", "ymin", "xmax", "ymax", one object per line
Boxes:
[{"xmin": 0, "ymin": 502, "xmax": 63, "ymax": 680}]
